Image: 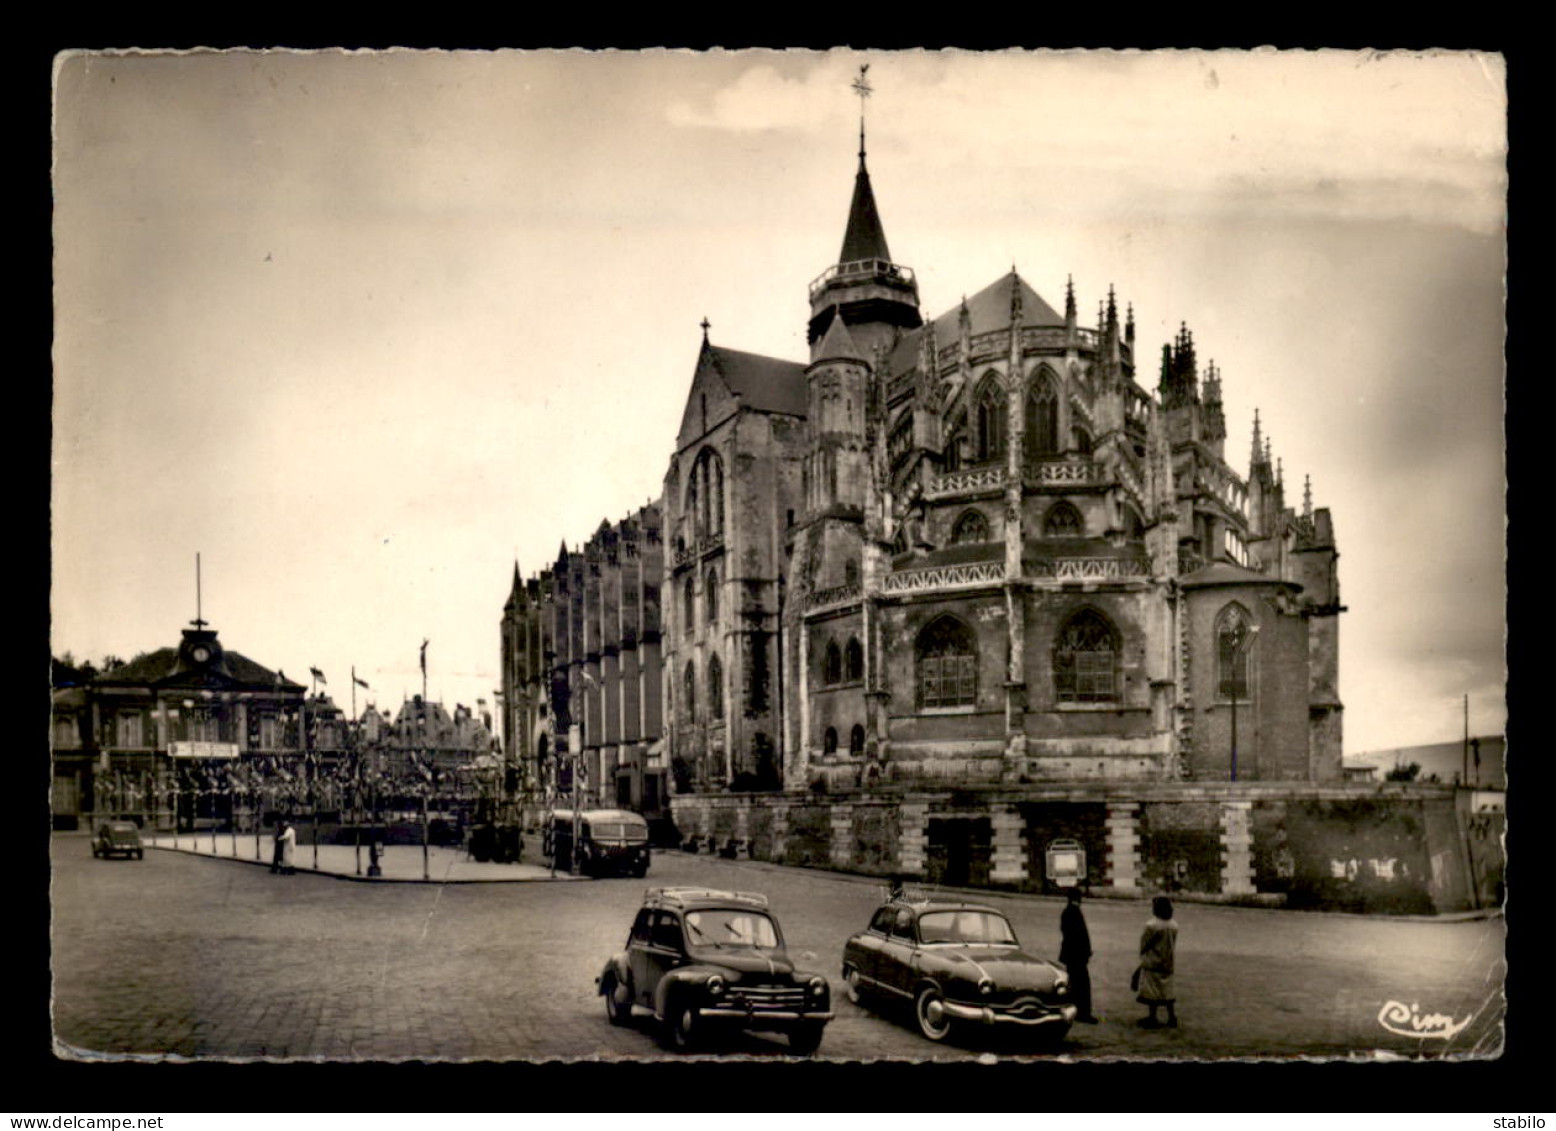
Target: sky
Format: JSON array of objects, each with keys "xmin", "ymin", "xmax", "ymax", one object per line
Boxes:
[{"xmin": 51, "ymin": 48, "xmax": 1507, "ymax": 754}]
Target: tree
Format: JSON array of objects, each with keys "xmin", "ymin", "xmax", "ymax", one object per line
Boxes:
[{"xmin": 1385, "ymin": 762, "xmax": 1422, "ymax": 782}]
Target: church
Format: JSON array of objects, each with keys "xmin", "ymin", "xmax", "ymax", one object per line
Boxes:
[{"xmin": 501, "ymin": 97, "xmax": 1496, "ymax": 912}]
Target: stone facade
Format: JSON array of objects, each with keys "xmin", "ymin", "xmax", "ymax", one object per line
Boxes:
[
  {"xmin": 488, "ymin": 114, "xmax": 1510, "ymax": 916},
  {"xmin": 499, "ymin": 505, "xmax": 666, "ymax": 821},
  {"xmin": 668, "ymin": 783, "xmax": 1498, "ymax": 913}
]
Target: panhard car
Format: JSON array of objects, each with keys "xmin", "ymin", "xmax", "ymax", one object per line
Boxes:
[
  {"xmin": 841, "ymin": 897, "xmax": 1076, "ymax": 1045},
  {"xmin": 92, "ymin": 820, "xmax": 144, "ymax": 860},
  {"xmin": 597, "ymin": 887, "xmax": 833, "ymax": 1054}
]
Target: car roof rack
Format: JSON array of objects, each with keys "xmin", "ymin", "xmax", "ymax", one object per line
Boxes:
[{"xmin": 644, "ymin": 887, "xmax": 770, "ymax": 908}]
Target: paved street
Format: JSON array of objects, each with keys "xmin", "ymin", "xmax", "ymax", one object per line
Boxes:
[{"xmin": 51, "ymin": 832, "xmax": 1504, "ymax": 1062}]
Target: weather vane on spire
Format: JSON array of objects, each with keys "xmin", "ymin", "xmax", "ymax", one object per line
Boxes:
[{"xmin": 852, "ymin": 64, "xmax": 872, "ymax": 161}]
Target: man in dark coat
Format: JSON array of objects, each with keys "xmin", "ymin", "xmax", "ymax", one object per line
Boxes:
[{"xmin": 1059, "ymin": 886, "xmax": 1098, "ymax": 1023}]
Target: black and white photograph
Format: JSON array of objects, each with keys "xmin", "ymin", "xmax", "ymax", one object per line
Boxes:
[{"xmin": 49, "ymin": 47, "xmax": 1508, "ymax": 1066}]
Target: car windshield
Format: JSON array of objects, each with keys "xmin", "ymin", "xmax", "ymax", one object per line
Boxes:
[
  {"xmin": 106, "ymin": 823, "xmax": 137, "ymax": 833},
  {"xmin": 917, "ymin": 910, "xmax": 1019, "ymax": 946},
  {"xmin": 684, "ymin": 909, "xmax": 780, "ymax": 950},
  {"xmin": 588, "ymin": 820, "xmax": 646, "ymax": 841}
]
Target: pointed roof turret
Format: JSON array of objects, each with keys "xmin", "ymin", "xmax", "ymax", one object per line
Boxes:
[
  {"xmin": 1250, "ymin": 409, "xmax": 1265, "ymax": 467},
  {"xmin": 1303, "ymin": 474, "xmax": 1313, "ymax": 519},
  {"xmin": 808, "ymin": 66, "xmax": 920, "ymax": 352},
  {"xmin": 839, "ymin": 148, "xmax": 892, "ymax": 264},
  {"xmin": 813, "ymin": 311, "xmax": 867, "ymax": 365}
]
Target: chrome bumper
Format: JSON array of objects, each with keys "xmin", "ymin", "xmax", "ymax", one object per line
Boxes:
[
  {"xmin": 701, "ymin": 1008, "xmax": 835, "ymax": 1023},
  {"xmin": 941, "ymin": 1001, "xmax": 1078, "ymax": 1028}
]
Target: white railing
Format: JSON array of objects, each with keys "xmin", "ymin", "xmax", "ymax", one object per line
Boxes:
[
  {"xmin": 883, "ymin": 561, "xmax": 1005, "ymax": 593},
  {"xmin": 929, "ymin": 466, "xmax": 1005, "ymax": 497},
  {"xmin": 1030, "ymin": 557, "xmax": 1150, "ymax": 581},
  {"xmin": 1024, "ymin": 460, "xmax": 1102, "ymax": 487},
  {"xmin": 808, "ymin": 583, "xmax": 863, "ymax": 610}
]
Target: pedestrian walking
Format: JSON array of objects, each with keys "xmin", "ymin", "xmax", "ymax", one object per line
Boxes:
[
  {"xmin": 277, "ymin": 817, "xmax": 297, "ymax": 876},
  {"xmin": 270, "ymin": 815, "xmax": 284, "ymax": 873},
  {"xmin": 1059, "ymin": 887, "xmax": 1097, "ymax": 1023},
  {"xmin": 1134, "ymin": 895, "xmax": 1178, "ymax": 1028}
]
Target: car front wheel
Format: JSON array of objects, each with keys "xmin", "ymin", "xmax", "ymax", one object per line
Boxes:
[
  {"xmin": 915, "ymin": 985, "xmax": 954, "ymax": 1042},
  {"xmin": 603, "ymin": 973, "xmax": 632, "ymax": 1026},
  {"xmin": 135, "ymin": 849, "xmax": 144, "ymax": 859},
  {"xmin": 788, "ymin": 1023, "xmax": 825, "ymax": 1056},
  {"xmin": 669, "ymin": 1002, "xmax": 702, "ymax": 1052},
  {"xmin": 844, "ymin": 965, "xmax": 865, "ymax": 1006}
]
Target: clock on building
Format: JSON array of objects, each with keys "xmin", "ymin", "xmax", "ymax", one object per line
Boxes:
[{"xmin": 191, "ymin": 645, "xmax": 211, "ymax": 663}]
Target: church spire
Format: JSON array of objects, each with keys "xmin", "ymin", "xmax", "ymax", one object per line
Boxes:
[
  {"xmin": 1251, "ymin": 408, "xmax": 1264, "ymax": 467},
  {"xmin": 839, "ymin": 64, "xmax": 889, "ymax": 264},
  {"xmin": 808, "ymin": 63, "xmax": 920, "ymax": 353}
]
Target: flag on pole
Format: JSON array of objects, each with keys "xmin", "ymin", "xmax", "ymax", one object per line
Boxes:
[
  {"xmin": 310, "ymin": 666, "xmax": 327, "ymax": 684},
  {"xmin": 420, "ymin": 639, "xmax": 429, "ymax": 677},
  {"xmin": 354, "ymin": 670, "xmax": 370, "ymax": 690}
]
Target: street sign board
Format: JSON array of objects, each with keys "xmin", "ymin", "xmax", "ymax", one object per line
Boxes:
[
  {"xmin": 168, "ymin": 741, "xmax": 241, "ymax": 759},
  {"xmin": 1045, "ymin": 838, "xmax": 1086, "ymax": 887}
]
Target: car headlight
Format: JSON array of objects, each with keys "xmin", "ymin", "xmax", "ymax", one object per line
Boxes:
[
  {"xmin": 1053, "ymin": 976, "xmax": 1069, "ymax": 995},
  {"xmin": 978, "ymin": 979, "xmax": 994, "ymax": 997},
  {"xmin": 808, "ymin": 975, "xmax": 827, "ymax": 996},
  {"xmin": 706, "ymin": 975, "xmax": 726, "ymax": 999}
]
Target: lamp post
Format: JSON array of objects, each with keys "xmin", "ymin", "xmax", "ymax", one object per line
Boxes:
[{"xmin": 1227, "ymin": 622, "xmax": 1260, "ymax": 782}]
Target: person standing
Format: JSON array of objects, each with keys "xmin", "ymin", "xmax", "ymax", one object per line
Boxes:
[
  {"xmin": 277, "ymin": 817, "xmax": 297, "ymax": 876},
  {"xmin": 1059, "ymin": 886, "xmax": 1097, "ymax": 1023},
  {"xmin": 270, "ymin": 815, "xmax": 284, "ymax": 873},
  {"xmin": 1135, "ymin": 895, "xmax": 1178, "ymax": 1028}
]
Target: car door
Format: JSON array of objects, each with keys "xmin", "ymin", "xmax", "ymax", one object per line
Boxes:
[
  {"xmin": 638, "ymin": 910, "xmax": 687, "ymax": 1014},
  {"xmin": 625, "ymin": 909, "xmax": 656, "ymax": 1002},
  {"xmin": 875, "ymin": 906, "xmax": 919, "ymax": 1000},
  {"xmin": 850, "ymin": 906, "xmax": 895, "ymax": 992}
]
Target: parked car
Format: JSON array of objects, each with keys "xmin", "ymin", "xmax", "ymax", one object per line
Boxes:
[
  {"xmin": 597, "ymin": 887, "xmax": 833, "ymax": 1054},
  {"xmin": 841, "ymin": 898, "xmax": 1076, "ymax": 1045},
  {"xmin": 92, "ymin": 820, "xmax": 144, "ymax": 860},
  {"xmin": 546, "ymin": 808, "xmax": 650, "ymax": 877}
]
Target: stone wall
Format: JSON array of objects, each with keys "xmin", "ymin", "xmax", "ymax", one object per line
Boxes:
[{"xmin": 667, "ymin": 782, "xmax": 1493, "ymax": 914}]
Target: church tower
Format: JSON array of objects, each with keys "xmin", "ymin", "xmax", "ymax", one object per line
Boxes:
[{"xmin": 806, "ymin": 71, "xmax": 922, "ymax": 362}]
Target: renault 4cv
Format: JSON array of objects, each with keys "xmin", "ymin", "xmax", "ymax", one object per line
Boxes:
[{"xmin": 597, "ymin": 887, "xmax": 833, "ymax": 1054}]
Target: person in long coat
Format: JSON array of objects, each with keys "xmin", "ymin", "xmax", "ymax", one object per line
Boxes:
[
  {"xmin": 1059, "ymin": 887, "xmax": 1097, "ymax": 1023},
  {"xmin": 1136, "ymin": 895, "xmax": 1178, "ymax": 1028},
  {"xmin": 277, "ymin": 819, "xmax": 297, "ymax": 876}
]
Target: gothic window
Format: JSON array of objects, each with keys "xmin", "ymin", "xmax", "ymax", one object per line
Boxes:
[
  {"xmin": 844, "ymin": 560, "xmax": 859, "ymax": 587},
  {"xmin": 1216, "ymin": 603, "xmax": 1255, "ymax": 699},
  {"xmin": 1072, "ymin": 426, "xmax": 1093, "ymax": 455},
  {"xmin": 824, "ymin": 640, "xmax": 842, "ymax": 686},
  {"xmin": 916, "ymin": 615, "xmax": 978, "ymax": 709},
  {"xmin": 891, "ymin": 527, "xmax": 909, "ymax": 555},
  {"xmin": 975, "ymin": 376, "xmax": 1006, "ymax": 464},
  {"xmin": 682, "ymin": 575, "xmax": 695, "ymax": 636},
  {"xmin": 1124, "ymin": 505, "xmax": 1145, "ymax": 539},
  {"xmin": 705, "ymin": 568, "xmax": 719, "ymax": 623},
  {"xmin": 845, "ymin": 637, "xmax": 864, "ymax": 682},
  {"xmin": 824, "ymin": 727, "xmax": 839, "ymax": 754},
  {"xmin": 950, "ymin": 508, "xmax": 990, "ymax": 545},
  {"xmin": 708, "ymin": 653, "xmax": 724, "ymax": 719},
  {"xmin": 1044, "ymin": 501, "xmax": 1084, "ymax": 537},
  {"xmin": 683, "ymin": 659, "xmax": 697, "ymax": 720},
  {"xmin": 1027, "ymin": 372, "xmax": 1059, "ymax": 457},
  {"xmin": 1054, "ymin": 608, "xmax": 1119, "ymax": 703},
  {"xmin": 944, "ymin": 412, "xmax": 967, "ymax": 472},
  {"xmin": 850, "ymin": 724, "xmax": 866, "ymax": 755},
  {"xmin": 889, "ymin": 413, "xmax": 914, "ymax": 468},
  {"xmin": 685, "ymin": 470, "xmax": 700, "ymax": 539}
]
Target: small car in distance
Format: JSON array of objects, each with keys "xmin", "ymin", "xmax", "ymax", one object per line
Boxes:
[
  {"xmin": 92, "ymin": 820, "xmax": 144, "ymax": 860},
  {"xmin": 597, "ymin": 887, "xmax": 833, "ymax": 1054},
  {"xmin": 547, "ymin": 808, "xmax": 650, "ymax": 877},
  {"xmin": 841, "ymin": 898, "xmax": 1076, "ymax": 1046}
]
